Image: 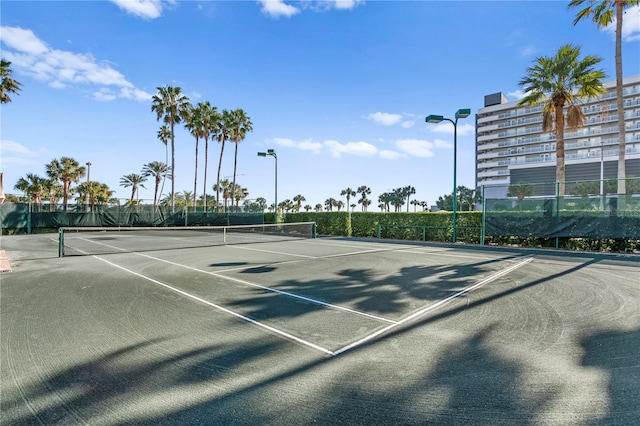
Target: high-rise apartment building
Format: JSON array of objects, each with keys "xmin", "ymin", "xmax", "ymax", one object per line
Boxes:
[{"xmin": 476, "ymin": 74, "xmax": 640, "ymax": 198}]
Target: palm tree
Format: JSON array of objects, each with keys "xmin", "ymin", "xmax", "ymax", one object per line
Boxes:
[
  {"xmin": 340, "ymin": 187, "xmax": 356, "ymax": 209},
  {"xmin": 335, "ymin": 200, "xmax": 345, "ymax": 211},
  {"xmin": 45, "ymin": 157, "xmax": 86, "ymax": 210},
  {"xmin": 518, "ymin": 44, "xmax": 606, "ymax": 195},
  {"xmin": 1, "ymin": 59, "xmax": 22, "ymax": 104},
  {"xmin": 402, "ymin": 185, "xmax": 416, "ymax": 212},
  {"xmin": 228, "ymin": 109, "xmax": 253, "ymax": 205},
  {"xmin": 304, "ymin": 204, "xmax": 312, "ymax": 212},
  {"xmin": 199, "ymin": 102, "xmax": 219, "ymax": 210},
  {"xmin": 357, "ymin": 185, "xmax": 372, "ymax": 211},
  {"xmin": 213, "ymin": 178, "xmax": 233, "ymax": 211},
  {"xmin": 184, "ymin": 104, "xmax": 205, "ymax": 209},
  {"xmin": 508, "ymin": 182, "xmax": 535, "ymax": 200},
  {"xmin": 14, "ymin": 173, "xmax": 47, "ymax": 207},
  {"xmin": 215, "ymin": 109, "xmax": 233, "ymax": 211},
  {"xmin": 234, "ymin": 185, "xmax": 249, "ymax": 208},
  {"xmin": 314, "ymin": 203, "xmax": 323, "ymax": 212},
  {"xmin": 569, "ymin": 0, "xmax": 639, "ymax": 195},
  {"xmin": 378, "ymin": 192, "xmax": 392, "ymax": 212},
  {"xmin": 151, "ymin": 85, "xmax": 191, "ymax": 211},
  {"xmin": 43, "ymin": 179, "xmax": 64, "ymax": 211},
  {"xmin": 324, "ymin": 198, "xmax": 336, "ymax": 211},
  {"xmin": 76, "ymin": 181, "xmax": 113, "ymax": 210},
  {"xmin": 156, "ymin": 125, "xmax": 172, "ymax": 201},
  {"xmin": 255, "ymin": 197, "xmax": 267, "ymax": 210},
  {"xmin": 120, "ymin": 173, "xmax": 147, "ymax": 203},
  {"xmin": 293, "ymin": 194, "xmax": 306, "ymax": 212},
  {"xmin": 410, "ymin": 199, "xmax": 420, "ymax": 212},
  {"xmin": 141, "ymin": 161, "xmax": 168, "ymax": 206}
]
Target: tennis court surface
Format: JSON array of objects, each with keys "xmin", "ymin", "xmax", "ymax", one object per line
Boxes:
[{"xmin": 1, "ymin": 229, "xmax": 639, "ymax": 425}]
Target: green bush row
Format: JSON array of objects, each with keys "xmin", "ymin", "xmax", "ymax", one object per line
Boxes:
[{"xmin": 281, "ymin": 211, "xmax": 639, "ymax": 253}]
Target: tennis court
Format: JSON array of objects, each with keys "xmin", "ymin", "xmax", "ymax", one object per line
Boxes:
[{"xmin": 1, "ymin": 227, "xmax": 639, "ymax": 425}]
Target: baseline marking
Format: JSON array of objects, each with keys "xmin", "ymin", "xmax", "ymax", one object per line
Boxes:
[
  {"xmin": 95, "ymin": 256, "xmax": 335, "ymax": 356},
  {"xmin": 332, "ymin": 256, "xmax": 535, "ymax": 356}
]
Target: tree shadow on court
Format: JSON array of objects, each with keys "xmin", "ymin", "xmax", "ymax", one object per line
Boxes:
[
  {"xmin": 124, "ymin": 326, "xmax": 558, "ymax": 424},
  {"xmin": 1, "ymin": 336, "xmax": 286, "ymax": 425},
  {"xmin": 226, "ymin": 255, "xmax": 517, "ymax": 319},
  {"xmin": 581, "ymin": 327, "xmax": 640, "ymax": 425}
]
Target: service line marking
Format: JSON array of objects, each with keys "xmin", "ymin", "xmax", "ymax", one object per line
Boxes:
[
  {"xmin": 95, "ymin": 256, "xmax": 335, "ymax": 356},
  {"xmin": 332, "ymin": 256, "xmax": 535, "ymax": 356}
]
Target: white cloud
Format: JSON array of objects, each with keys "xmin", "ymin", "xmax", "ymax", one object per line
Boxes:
[
  {"xmin": 269, "ymin": 137, "xmax": 323, "ymax": 153},
  {"xmin": 110, "ymin": 0, "xmax": 165, "ymax": 19},
  {"xmin": 508, "ymin": 89, "xmax": 526, "ymax": 101},
  {"xmin": 400, "ymin": 120, "xmax": 415, "ymax": 129},
  {"xmin": 325, "ymin": 140, "xmax": 378, "ymax": 158},
  {"xmin": 518, "ymin": 44, "xmax": 536, "ymax": 57},
  {"xmin": 602, "ymin": 5, "xmax": 640, "ymax": 41},
  {"xmin": 0, "ymin": 26, "xmax": 48, "ymax": 55},
  {"xmin": 258, "ymin": 0, "xmax": 300, "ymax": 18},
  {"xmin": 395, "ymin": 139, "xmax": 435, "ymax": 158},
  {"xmin": 0, "ymin": 26, "xmax": 152, "ymax": 102},
  {"xmin": 433, "ymin": 138, "xmax": 453, "ymax": 149},
  {"xmin": 0, "ymin": 140, "xmax": 47, "ymax": 167},
  {"xmin": 429, "ymin": 121, "xmax": 475, "ymax": 136},
  {"xmin": 333, "ymin": 0, "xmax": 365, "ymax": 11},
  {"xmin": 379, "ymin": 150, "xmax": 405, "ymax": 160},
  {"xmin": 367, "ymin": 112, "xmax": 403, "ymax": 126}
]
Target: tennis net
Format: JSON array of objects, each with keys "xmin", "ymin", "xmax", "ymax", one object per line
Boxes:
[{"xmin": 58, "ymin": 222, "xmax": 316, "ymax": 257}]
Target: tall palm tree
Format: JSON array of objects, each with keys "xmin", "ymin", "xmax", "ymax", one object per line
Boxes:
[
  {"xmin": 120, "ymin": 173, "xmax": 147, "ymax": 203},
  {"xmin": 569, "ymin": 0, "xmax": 638, "ymax": 195},
  {"xmin": 324, "ymin": 198, "xmax": 336, "ymax": 211},
  {"xmin": 402, "ymin": 185, "xmax": 416, "ymax": 212},
  {"xmin": 45, "ymin": 157, "xmax": 86, "ymax": 210},
  {"xmin": 151, "ymin": 86, "xmax": 191, "ymax": 211},
  {"xmin": 184, "ymin": 105, "xmax": 204, "ymax": 209},
  {"xmin": 215, "ymin": 110, "xmax": 233, "ymax": 211},
  {"xmin": 141, "ymin": 161, "xmax": 169, "ymax": 206},
  {"xmin": 14, "ymin": 173, "xmax": 47, "ymax": 207},
  {"xmin": 156, "ymin": 125, "xmax": 172, "ymax": 201},
  {"xmin": 357, "ymin": 185, "xmax": 372, "ymax": 211},
  {"xmin": 518, "ymin": 44, "xmax": 606, "ymax": 195},
  {"xmin": 293, "ymin": 194, "xmax": 306, "ymax": 212},
  {"xmin": 0, "ymin": 59, "xmax": 22, "ymax": 104},
  {"xmin": 199, "ymin": 102, "xmax": 219, "ymax": 211},
  {"xmin": 340, "ymin": 187, "xmax": 356, "ymax": 210},
  {"xmin": 228, "ymin": 109, "xmax": 253, "ymax": 205}
]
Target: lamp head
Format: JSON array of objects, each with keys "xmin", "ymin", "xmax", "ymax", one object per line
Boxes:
[
  {"xmin": 455, "ymin": 108, "xmax": 471, "ymax": 119},
  {"xmin": 257, "ymin": 152, "xmax": 266, "ymax": 157},
  {"xmin": 425, "ymin": 114, "xmax": 444, "ymax": 124},
  {"xmin": 267, "ymin": 149, "xmax": 275, "ymax": 155}
]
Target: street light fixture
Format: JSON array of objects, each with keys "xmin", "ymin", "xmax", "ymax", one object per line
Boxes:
[
  {"xmin": 425, "ymin": 108, "xmax": 471, "ymax": 243},
  {"xmin": 257, "ymin": 149, "xmax": 277, "ymax": 223}
]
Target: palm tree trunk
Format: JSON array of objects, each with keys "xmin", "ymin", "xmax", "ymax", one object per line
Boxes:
[
  {"xmin": 159, "ymin": 141, "xmax": 168, "ymax": 206},
  {"xmin": 154, "ymin": 177, "xmax": 160, "ymax": 207},
  {"xmin": 203, "ymin": 135, "xmax": 209, "ymax": 210},
  {"xmin": 216, "ymin": 141, "xmax": 225, "ymax": 212},
  {"xmin": 193, "ymin": 135, "xmax": 199, "ymax": 210},
  {"xmin": 232, "ymin": 140, "xmax": 239, "ymax": 212},
  {"xmin": 615, "ymin": 2, "xmax": 626, "ymax": 195},
  {"xmin": 170, "ymin": 119, "xmax": 176, "ymax": 213},
  {"xmin": 555, "ymin": 104, "xmax": 566, "ymax": 196}
]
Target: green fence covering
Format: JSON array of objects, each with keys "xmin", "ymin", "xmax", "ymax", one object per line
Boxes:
[{"xmin": 0, "ymin": 203, "xmax": 264, "ymax": 233}]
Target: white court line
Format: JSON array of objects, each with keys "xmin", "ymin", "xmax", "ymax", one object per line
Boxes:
[
  {"xmin": 134, "ymin": 252, "xmax": 397, "ymax": 324},
  {"xmin": 332, "ymin": 256, "xmax": 535, "ymax": 356},
  {"xmin": 94, "ymin": 256, "xmax": 335, "ymax": 356}
]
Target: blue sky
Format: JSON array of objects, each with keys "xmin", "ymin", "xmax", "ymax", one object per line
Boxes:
[{"xmin": 2, "ymin": 1, "xmax": 639, "ymax": 209}]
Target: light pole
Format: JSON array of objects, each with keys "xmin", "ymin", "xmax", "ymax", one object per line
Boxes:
[
  {"xmin": 425, "ymin": 108, "xmax": 471, "ymax": 243},
  {"xmin": 257, "ymin": 149, "xmax": 277, "ymax": 223}
]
